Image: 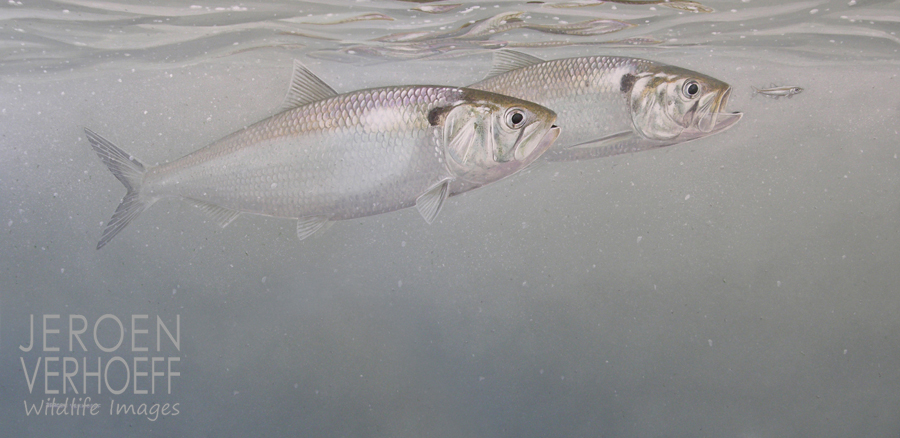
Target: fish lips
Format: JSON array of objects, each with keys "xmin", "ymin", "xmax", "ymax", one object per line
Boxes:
[
  {"xmin": 694, "ymin": 87, "xmax": 735, "ymax": 133},
  {"xmin": 516, "ymin": 124, "xmax": 560, "ymax": 162}
]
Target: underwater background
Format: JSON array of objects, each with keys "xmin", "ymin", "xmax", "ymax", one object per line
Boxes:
[{"xmin": 2, "ymin": 0, "xmax": 899, "ymax": 436}]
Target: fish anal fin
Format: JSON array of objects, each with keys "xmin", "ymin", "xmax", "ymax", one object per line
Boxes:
[
  {"xmin": 415, "ymin": 179, "xmax": 451, "ymax": 224},
  {"xmin": 278, "ymin": 60, "xmax": 339, "ymax": 112},
  {"xmin": 296, "ymin": 215, "xmax": 330, "ymax": 241},
  {"xmin": 484, "ymin": 50, "xmax": 544, "ymax": 79},
  {"xmin": 187, "ymin": 199, "xmax": 241, "ymax": 228}
]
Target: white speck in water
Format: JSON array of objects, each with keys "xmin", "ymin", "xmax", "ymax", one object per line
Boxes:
[
  {"xmin": 60, "ymin": 268, "xmax": 64, "ymax": 274},
  {"xmin": 293, "ymin": 383, "xmax": 298, "ymax": 389},
  {"xmin": 843, "ymin": 349, "xmax": 848, "ymax": 354},
  {"xmin": 521, "ymin": 221, "xmax": 528, "ymax": 229},
  {"xmin": 7, "ymin": 220, "xmax": 12, "ymax": 227},
  {"xmin": 848, "ymin": 0, "xmax": 856, "ymax": 5},
  {"xmin": 777, "ymin": 281, "xmax": 782, "ymax": 287},
  {"xmin": 478, "ymin": 376, "xmax": 485, "ymax": 381},
  {"xmin": 636, "ymin": 236, "xmax": 643, "ymax": 244},
  {"xmin": 261, "ymin": 276, "xmax": 267, "ymax": 284},
  {"xmin": 233, "ymin": 391, "xmax": 239, "ymax": 396},
  {"xmin": 708, "ymin": 339, "xmax": 713, "ymax": 347},
  {"xmin": 685, "ymin": 194, "xmax": 691, "ymax": 200},
  {"xmin": 172, "ymin": 289, "xmax": 177, "ymax": 295},
  {"xmin": 540, "ymin": 369, "xmax": 544, "ymax": 374},
  {"xmin": 397, "ymin": 280, "xmax": 402, "ymax": 288},
  {"xmin": 270, "ymin": 183, "xmax": 277, "ymax": 189},
  {"xmin": 401, "ymin": 240, "xmax": 406, "ymax": 247},
  {"xmin": 560, "ymin": 375, "xmax": 565, "ymax": 380},
  {"xmin": 522, "ymin": 281, "xmax": 527, "ymax": 287},
  {"xmin": 809, "ymin": 8, "xmax": 819, "ymax": 14}
]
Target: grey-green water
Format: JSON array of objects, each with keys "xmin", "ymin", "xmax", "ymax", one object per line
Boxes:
[{"xmin": 2, "ymin": 0, "xmax": 899, "ymax": 436}]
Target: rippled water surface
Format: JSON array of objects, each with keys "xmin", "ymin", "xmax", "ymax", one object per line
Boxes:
[{"xmin": 3, "ymin": 1, "xmax": 900, "ymax": 437}]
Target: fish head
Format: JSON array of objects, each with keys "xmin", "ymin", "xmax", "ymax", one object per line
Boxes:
[
  {"xmin": 437, "ymin": 90, "xmax": 560, "ymax": 184},
  {"xmin": 628, "ymin": 66, "xmax": 741, "ymax": 141}
]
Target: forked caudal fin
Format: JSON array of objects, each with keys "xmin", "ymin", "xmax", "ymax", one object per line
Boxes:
[{"xmin": 84, "ymin": 128, "xmax": 154, "ymax": 250}]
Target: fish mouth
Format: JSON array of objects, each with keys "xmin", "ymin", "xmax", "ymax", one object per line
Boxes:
[
  {"xmin": 693, "ymin": 87, "xmax": 742, "ymax": 134},
  {"xmin": 515, "ymin": 124, "xmax": 560, "ymax": 161},
  {"xmin": 678, "ymin": 87, "xmax": 741, "ymax": 141}
]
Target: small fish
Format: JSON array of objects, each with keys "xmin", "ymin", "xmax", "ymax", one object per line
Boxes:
[
  {"xmin": 86, "ymin": 61, "xmax": 560, "ymax": 249},
  {"xmin": 752, "ymin": 85, "xmax": 803, "ymax": 99},
  {"xmin": 468, "ymin": 50, "xmax": 741, "ymax": 162}
]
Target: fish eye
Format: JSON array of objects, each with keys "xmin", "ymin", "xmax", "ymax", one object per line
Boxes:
[
  {"xmin": 506, "ymin": 108, "xmax": 526, "ymax": 129},
  {"xmin": 682, "ymin": 80, "xmax": 700, "ymax": 99}
]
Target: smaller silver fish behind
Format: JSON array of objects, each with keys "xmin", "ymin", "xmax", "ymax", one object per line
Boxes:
[
  {"xmin": 752, "ymin": 85, "xmax": 803, "ymax": 99},
  {"xmin": 469, "ymin": 50, "xmax": 742, "ymax": 162}
]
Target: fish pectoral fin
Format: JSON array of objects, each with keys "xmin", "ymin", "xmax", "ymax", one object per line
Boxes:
[
  {"xmin": 446, "ymin": 117, "xmax": 478, "ymax": 166},
  {"xmin": 296, "ymin": 215, "xmax": 330, "ymax": 241},
  {"xmin": 415, "ymin": 179, "xmax": 451, "ymax": 225},
  {"xmin": 278, "ymin": 60, "xmax": 339, "ymax": 112},
  {"xmin": 549, "ymin": 131, "xmax": 669, "ymax": 162},
  {"xmin": 187, "ymin": 200, "xmax": 241, "ymax": 228},
  {"xmin": 483, "ymin": 50, "xmax": 543, "ymax": 79}
]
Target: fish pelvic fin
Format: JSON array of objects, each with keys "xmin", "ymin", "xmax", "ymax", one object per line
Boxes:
[
  {"xmin": 296, "ymin": 215, "xmax": 330, "ymax": 241},
  {"xmin": 415, "ymin": 179, "xmax": 451, "ymax": 224},
  {"xmin": 85, "ymin": 128, "xmax": 154, "ymax": 250}
]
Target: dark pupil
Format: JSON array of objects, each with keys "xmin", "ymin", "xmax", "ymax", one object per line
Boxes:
[
  {"xmin": 687, "ymin": 83, "xmax": 699, "ymax": 96},
  {"xmin": 510, "ymin": 112, "xmax": 524, "ymax": 125}
]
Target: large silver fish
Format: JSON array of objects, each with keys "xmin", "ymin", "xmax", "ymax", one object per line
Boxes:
[
  {"xmin": 87, "ymin": 61, "xmax": 560, "ymax": 249},
  {"xmin": 468, "ymin": 50, "xmax": 741, "ymax": 161}
]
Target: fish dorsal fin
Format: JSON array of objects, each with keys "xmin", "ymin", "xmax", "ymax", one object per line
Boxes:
[
  {"xmin": 415, "ymin": 179, "xmax": 451, "ymax": 224},
  {"xmin": 484, "ymin": 50, "xmax": 544, "ymax": 79},
  {"xmin": 188, "ymin": 199, "xmax": 241, "ymax": 228},
  {"xmin": 278, "ymin": 60, "xmax": 338, "ymax": 112},
  {"xmin": 296, "ymin": 215, "xmax": 330, "ymax": 241}
]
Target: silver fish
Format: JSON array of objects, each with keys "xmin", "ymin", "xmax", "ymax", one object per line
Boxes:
[
  {"xmin": 87, "ymin": 61, "xmax": 560, "ymax": 249},
  {"xmin": 752, "ymin": 85, "xmax": 803, "ymax": 99},
  {"xmin": 468, "ymin": 50, "xmax": 741, "ymax": 161}
]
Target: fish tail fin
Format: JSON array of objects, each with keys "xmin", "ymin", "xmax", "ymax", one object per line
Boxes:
[
  {"xmin": 84, "ymin": 128, "xmax": 154, "ymax": 249},
  {"xmin": 750, "ymin": 86, "xmax": 759, "ymax": 98}
]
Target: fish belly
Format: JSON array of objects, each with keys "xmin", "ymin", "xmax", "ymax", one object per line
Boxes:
[{"xmin": 144, "ymin": 107, "xmax": 447, "ymax": 220}]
